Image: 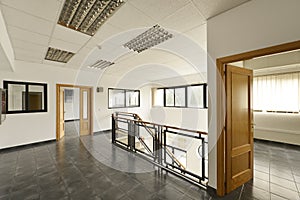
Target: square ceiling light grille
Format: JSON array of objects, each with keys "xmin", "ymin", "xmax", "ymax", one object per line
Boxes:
[
  {"xmin": 123, "ymin": 24, "xmax": 173, "ymax": 53},
  {"xmin": 87, "ymin": 59, "xmax": 114, "ymax": 69},
  {"xmin": 58, "ymin": 0, "xmax": 124, "ymax": 36},
  {"xmin": 45, "ymin": 47, "xmax": 75, "ymax": 63}
]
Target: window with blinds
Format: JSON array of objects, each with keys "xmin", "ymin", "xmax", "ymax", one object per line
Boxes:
[{"xmin": 253, "ymin": 72, "xmax": 300, "ymax": 113}]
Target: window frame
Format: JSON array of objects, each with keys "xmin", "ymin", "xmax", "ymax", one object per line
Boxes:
[
  {"xmin": 3, "ymin": 80, "xmax": 48, "ymax": 114},
  {"xmin": 159, "ymin": 83, "xmax": 208, "ymax": 109},
  {"xmin": 108, "ymin": 88, "xmax": 140, "ymax": 109}
]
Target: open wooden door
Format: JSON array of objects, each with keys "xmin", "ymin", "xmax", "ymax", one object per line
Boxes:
[
  {"xmin": 80, "ymin": 88, "xmax": 91, "ymax": 136},
  {"xmin": 59, "ymin": 88, "xmax": 65, "ymax": 139},
  {"xmin": 225, "ymin": 65, "xmax": 253, "ymax": 193}
]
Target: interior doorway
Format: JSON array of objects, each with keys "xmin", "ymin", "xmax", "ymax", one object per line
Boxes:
[
  {"xmin": 216, "ymin": 40, "xmax": 300, "ymax": 196},
  {"xmin": 56, "ymin": 84, "xmax": 93, "ymax": 140},
  {"xmin": 63, "ymin": 87, "xmax": 80, "ymax": 138}
]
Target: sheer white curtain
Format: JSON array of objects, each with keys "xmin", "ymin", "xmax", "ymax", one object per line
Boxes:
[{"xmin": 253, "ymin": 73, "xmax": 300, "ymax": 112}]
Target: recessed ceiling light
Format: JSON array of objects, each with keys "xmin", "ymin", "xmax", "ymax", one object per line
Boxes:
[
  {"xmin": 58, "ymin": 0, "xmax": 124, "ymax": 36},
  {"xmin": 87, "ymin": 59, "xmax": 114, "ymax": 69},
  {"xmin": 45, "ymin": 47, "xmax": 75, "ymax": 63},
  {"xmin": 123, "ymin": 24, "xmax": 173, "ymax": 53}
]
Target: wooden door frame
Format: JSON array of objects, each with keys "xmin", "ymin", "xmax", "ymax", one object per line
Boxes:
[
  {"xmin": 216, "ymin": 40, "xmax": 300, "ymax": 196},
  {"xmin": 56, "ymin": 84, "xmax": 93, "ymax": 140}
]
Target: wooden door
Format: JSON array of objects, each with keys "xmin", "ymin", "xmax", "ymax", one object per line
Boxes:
[
  {"xmin": 59, "ymin": 89, "xmax": 65, "ymax": 139},
  {"xmin": 80, "ymin": 88, "xmax": 90, "ymax": 136},
  {"xmin": 225, "ymin": 65, "xmax": 253, "ymax": 193}
]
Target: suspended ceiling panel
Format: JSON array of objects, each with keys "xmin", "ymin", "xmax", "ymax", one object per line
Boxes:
[
  {"xmin": 12, "ymin": 39, "xmax": 47, "ymax": 53},
  {"xmin": 14, "ymin": 48, "xmax": 44, "ymax": 63},
  {"xmin": 0, "ymin": 0, "xmax": 61, "ymax": 22},
  {"xmin": 106, "ymin": 3, "xmax": 155, "ymax": 30},
  {"xmin": 93, "ymin": 23, "xmax": 123, "ymax": 41},
  {"xmin": 52, "ymin": 25, "xmax": 91, "ymax": 46},
  {"xmin": 7, "ymin": 26, "xmax": 50, "ymax": 46},
  {"xmin": 1, "ymin": 5, "xmax": 54, "ymax": 36},
  {"xmin": 0, "ymin": 0, "xmax": 250, "ymax": 70},
  {"xmin": 160, "ymin": 3, "xmax": 206, "ymax": 32},
  {"xmin": 129, "ymin": 0, "xmax": 190, "ymax": 22},
  {"xmin": 49, "ymin": 38, "xmax": 82, "ymax": 53},
  {"xmin": 192, "ymin": 0, "xmax": 250, "ymax": 19},
  {"xmin": 183, "ymin": 24, "xmax": 207, "ymax": 50}
]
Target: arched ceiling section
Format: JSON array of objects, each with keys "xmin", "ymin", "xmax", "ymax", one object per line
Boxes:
[{"xmin": 80, "ymin": 26, "xmax": 207, "ymax": 84}]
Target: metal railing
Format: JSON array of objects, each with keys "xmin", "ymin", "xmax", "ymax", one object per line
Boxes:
[{"xmin": 112, "ymin": 112, "xmax": 208, "ymax": 187}]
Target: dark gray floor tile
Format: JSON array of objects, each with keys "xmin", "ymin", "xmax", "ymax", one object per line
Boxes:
[
  {"xmin": 270, "ymin": 183, "xmax": 299, "ymax": 200},
  {"xmin": 118, "ymin": 177, "xmax": 141, "ymax": 192},
  {"xmin": 270, "ymin": 193, "xmax": 289, "ymax": 200},
  {"xmin": 1, "ymin": 133, "xmax": 300, "ymax": 200},
  {"xmin": 10, "ymin": 187, "xmax": 39, "ymax": 200},
  {"xmin": 100, "ymin": 186, "xmax": 124, "ymax": 200},
  {"xmin": 270, "ymin": 168, "xmax": 294, "ymax": 181},
  {"xmin": 294, "ymin": 175, "xmax": 300, "ymax": 183},
  {"xmin": 157, "ymin": 185, "xmax": 185, "ymax": 200},
  {"xmin": 254, "ymin": 170, "xmax": 269, "ymax": 182},
  {"xmin": 255, "ymin": 164, "xmax": 270, "ymax": 174},
  {"xmin": 243, "ymin": 184, "xmax": 271, "ymax": 200},
  {"xmin": 249, "ymin": 177, "xmax": 270, "ymax": 192},
  {"xmin": 69, "ymin": 188, "xmax": 99, "ymax": 200},
  {"xmin": 270, "ymin": 175, "xmax": 298, "ymax": 192},
  {"xmin": 127, "ymin": 185, "xmax": 154, "ymax": 200}
]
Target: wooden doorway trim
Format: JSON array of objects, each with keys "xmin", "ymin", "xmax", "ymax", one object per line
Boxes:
[
  {"xmin": 56, "ymin": 84, "xmax": 93, "ymax": 141},
  {"xmin": 216, "ymin": 40, "xmax": 300, "ymax": 196}
]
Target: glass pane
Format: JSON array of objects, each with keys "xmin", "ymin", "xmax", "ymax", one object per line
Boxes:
[
  {"xmin": 175, "ymin": 87, "xmax": 186, "ymax": 107},
  {"xmin": 28, "ymin": 85, "xmax": 44, "ymax": 111},
  {"xmin": 126, "ymin": 91, "xmax": 139, "ymax": 107},
  {"xmin": 8, "ymin": 84, "xmax": 26, "ymax": 111},
  {"xmin": 109, "ymin": 89, "xmax": 125, "ymax": 108},
  {"xmin": 153, "ymin": 88, "xmax": 164, "ymax": 106},
  {"xmin": 188, "ymin": 85, "xmax": 204, "ymax": 108},
  {"xmin": 83, "ymin": 91, "xmax": 88, "ymax": 119},
  {"xmin": 165, "ymin": 89, "xmax": 174, "ymax": 106}
]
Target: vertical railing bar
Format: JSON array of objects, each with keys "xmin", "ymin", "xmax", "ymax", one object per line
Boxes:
[
  {"xmin": 112, "ymin": 114, "xmax": 116, "ymax": 143},
  {"xmin": 111, "ymin": 112, "xmax": 208, "ymax": 187},
  {"xmin": 201, "ymin": 137, "xmax": 205, "ymax": 181}
]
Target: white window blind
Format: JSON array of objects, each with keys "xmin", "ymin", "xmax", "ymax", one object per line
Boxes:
[{"xmin": 253, "ymin": 72, "xmax": 300, "ymax": 112}]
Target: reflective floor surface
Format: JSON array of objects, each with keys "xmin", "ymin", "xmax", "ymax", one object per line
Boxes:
[{"xmin": 0, "ymin": 132, "xmax": 299, "ymax": 200}]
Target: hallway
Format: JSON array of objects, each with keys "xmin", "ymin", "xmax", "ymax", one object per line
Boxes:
[{"xmin": 0, "ymin": 132, "xmax": 299, "ymax": 199}]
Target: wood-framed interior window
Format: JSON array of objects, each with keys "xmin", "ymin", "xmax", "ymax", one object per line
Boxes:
[
  {"xmin": 154, "ymin": 83, "xmax": 208, "ymax": 109},
  {"xmin": 3, "ymin": 80, "xmax": 48, "ymax": 114},
  {"xmin": 108, "ymin": 88, "xmax": 140, "ymax": 109}
]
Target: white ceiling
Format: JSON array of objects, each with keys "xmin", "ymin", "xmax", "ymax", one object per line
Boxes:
[{"xmin": 0, "ymin": 0, "xmax": 250, "ymax": 79}]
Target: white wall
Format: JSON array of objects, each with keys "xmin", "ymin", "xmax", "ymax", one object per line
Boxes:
[
  {"xmin": 63, "ymin": 88, "xmax": 80, "ymax": 121},
  {"xmin": 0, "ymin": 8, "xmax": 14, "ymax": 71},
  {"xmin": 254, "ymin": 112, "xmax": 300, "ymax": 145},
  {"xmin": 207, "ymin": 0, "xmax": 300, "ymax": 189},
  {"xmin": 0, "ymin": 60, "xmax": 101, "ymax": 149},
  {"xmin": 95, "ymin": 72, "xmax": 208, "ymax": 132}
]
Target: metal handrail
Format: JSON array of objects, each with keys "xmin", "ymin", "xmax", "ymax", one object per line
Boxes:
[
  {"xmin": 113, "ymin": 113, "xmax": 207, "ymax": 135},
  {"xmin": 113, "ymin": 112, "xmax": 208, "ymax": 171},
  {"xmin": 112, "ymin": 112, "xmax": 208, "ymax": 187}
]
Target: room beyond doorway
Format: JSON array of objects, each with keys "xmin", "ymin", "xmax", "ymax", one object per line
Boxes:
[
  {"xmin": 56, "ymin": 84, "xmax": 93, "ymax": 141},
  {"xmin": 63, "ymin": 87, "xmax": 80, "ymax": 138}
]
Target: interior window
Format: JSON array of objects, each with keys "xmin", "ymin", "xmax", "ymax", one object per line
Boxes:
[{"xmin": 3, "ymin": 80, "xmax": 48, "ymax": 114}]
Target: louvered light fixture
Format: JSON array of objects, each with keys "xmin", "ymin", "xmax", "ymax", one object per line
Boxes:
[
  {"xmin": 123, "ymin": 24, "xmax": 173, "ymax": 53},
  {"xmin": 87, "ymin": 59, "xmax": 114, "ymax": 69},
  {"xmin": 58, "ymin": 0, "xmax": 124, "ymax": 36},
  {"xmin": 45, "ymin": 47, "xmax": 75, "ymax": 63}
]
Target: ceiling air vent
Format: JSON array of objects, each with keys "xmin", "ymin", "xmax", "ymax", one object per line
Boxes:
[
  {"xmin": 45, "ymin": 47, "xmax": 75, "ymax": 63},
  {"xmin": 123, "ymin": 24, "xmax": 173, "ymax": 53},
  {"xmin": 58, "ymin": 0, "xmax": 124, "ymax": 36},
  {"xmin": 87, "ymin": 59, "xmax": 114, "ymax": 69}
]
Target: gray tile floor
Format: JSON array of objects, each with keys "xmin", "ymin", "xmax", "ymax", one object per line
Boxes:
[
  {"xmin": 64, "ymin": 121, "xmax": 79, "ymax": 138},
  {"xmin": 0, "ymin": 132, "xmax": 299, "ymax": 200}
]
